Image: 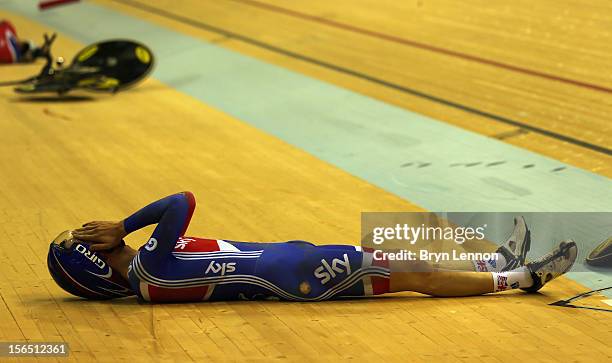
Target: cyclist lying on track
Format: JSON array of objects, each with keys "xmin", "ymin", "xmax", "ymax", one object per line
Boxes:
[{"xmin": 47, "ymin": 192, "xmax": 577, "ymax": 302}]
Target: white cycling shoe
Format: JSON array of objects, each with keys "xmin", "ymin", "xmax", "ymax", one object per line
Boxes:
[{"xmin": 522, "ymin": 240, "xmax": 578, "ymax": 293}]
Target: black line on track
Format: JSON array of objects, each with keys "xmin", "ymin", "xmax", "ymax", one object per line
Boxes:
[
  {"xmin": 550, "ymin": 286, "xmax": 612, "ymax": 313},
  {"xmin": 112, "ymin": 0, "xmax": 612, "ymax": 157}
]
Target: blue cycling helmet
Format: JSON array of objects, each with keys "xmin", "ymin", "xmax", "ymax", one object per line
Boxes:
[{"xmin": 47, "ymin": 230, "xmax": 134, "ymax": 299}]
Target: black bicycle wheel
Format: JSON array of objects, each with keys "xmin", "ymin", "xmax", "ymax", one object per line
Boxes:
[{"xmin": 71, "ymin": 39, "xmax": 154, "ymax": 91}]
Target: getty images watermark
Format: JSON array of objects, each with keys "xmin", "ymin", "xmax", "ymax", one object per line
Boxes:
[
  {"xmin": 368, "ymin": 221, "xmax": 498, "ymax": 262},
  {"xmin": 361, "ymin": 212, "xmax": 611, "ymax": 273}
]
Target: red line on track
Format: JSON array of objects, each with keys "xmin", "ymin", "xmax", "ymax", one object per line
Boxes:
[
  {"xmin": 39, "ymin": 0, "xmax": 80, "ymax": 10},
  {"xmin": 231, "ymin": 0, "xmax": 612, "ymax": 95}
]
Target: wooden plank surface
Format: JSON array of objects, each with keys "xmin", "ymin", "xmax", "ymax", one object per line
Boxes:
[{"xmin": 0, "ymin": 4, "xmax": 610, "ymax": 363}]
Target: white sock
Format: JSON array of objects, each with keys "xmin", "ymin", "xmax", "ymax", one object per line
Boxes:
[
  {"xmin": 491, "ymin": 266, "xmax": 533, "ymax": 292},
  {"xmin": 473, "ymin": 253, "xmax": 508, "ymax": 272}
]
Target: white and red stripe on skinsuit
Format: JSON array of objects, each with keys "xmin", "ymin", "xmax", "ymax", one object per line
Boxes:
[{"xmin": 136, "ymin": 238, "xmax": 390, "ymax": 302}]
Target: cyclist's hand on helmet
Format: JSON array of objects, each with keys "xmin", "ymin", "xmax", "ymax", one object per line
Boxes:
[{"xmin": 73, "ymin": 221, "xmax": 127, "ymax": 251}]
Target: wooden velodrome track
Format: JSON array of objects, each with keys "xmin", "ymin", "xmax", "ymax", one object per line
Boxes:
[{"xmin": 0, "ymin": 0, "xmax": 611, "ymax": 361}]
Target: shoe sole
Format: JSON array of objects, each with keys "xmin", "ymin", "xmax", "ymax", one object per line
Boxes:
[{"xmin": 501, "ymin": 216, "xmax": 531, "ymax": 271}]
